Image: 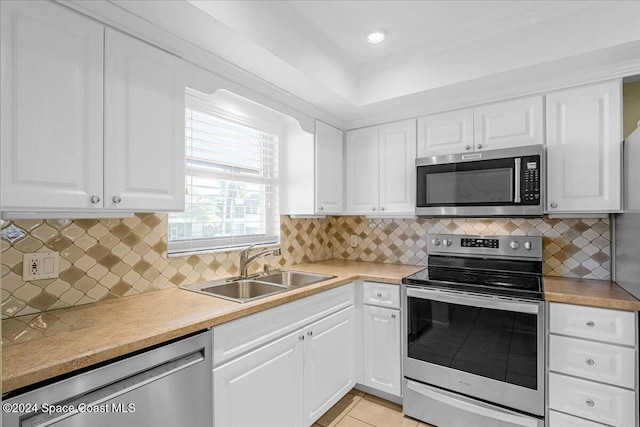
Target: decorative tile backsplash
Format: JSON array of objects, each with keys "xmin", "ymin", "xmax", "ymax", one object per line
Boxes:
[{"xmin": 1, "ymin": 214, "xmax": 610, "ymax": 318}]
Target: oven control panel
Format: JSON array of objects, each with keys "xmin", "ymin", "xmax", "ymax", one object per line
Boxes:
[
  {"xmin": 428, "ymin": 234, "xmax": 542, "ymax": 260},
  {"xmin": 461, "ymin": 238, "xmax": 499, "ymax": 249}
]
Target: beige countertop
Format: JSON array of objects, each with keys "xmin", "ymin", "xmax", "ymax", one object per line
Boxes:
[
  {"xmin": 3, "ymin": 260, "xmax": 639, "ymax": 393},
  {"xmin": 544, "ymin": 276, "xmax": 640, "ymax": 311},
  {"xmin": 2, "ymin": 260, "xmax": 422, "ymax": 393}
]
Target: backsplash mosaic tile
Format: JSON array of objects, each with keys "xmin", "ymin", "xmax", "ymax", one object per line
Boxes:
[
  {"xmin": 1, "ymin": 213, "xmax": 610, "ymax": 319},
  {"xmin": 328, "ymin": 216, "xmax": 611, "ymax": 280}
]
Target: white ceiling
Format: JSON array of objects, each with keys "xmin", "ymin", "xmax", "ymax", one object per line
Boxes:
[
  {"xmin": 285, "ymin": 1, "xmax": 557, "ymax": 65},
  {"xmin": 101, "ymin": 0, "xmax": 640, "ymax": 128}
]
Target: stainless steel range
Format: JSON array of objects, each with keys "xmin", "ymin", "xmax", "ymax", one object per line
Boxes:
[{"xmin": 402, "ymin": 234, "xmax": 545, "ymax": 427}]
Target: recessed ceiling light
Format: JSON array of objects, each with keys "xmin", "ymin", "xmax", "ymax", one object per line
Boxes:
[{"xmin": 366, "ymin": 30, "xmax": 386, "ymax": 44}]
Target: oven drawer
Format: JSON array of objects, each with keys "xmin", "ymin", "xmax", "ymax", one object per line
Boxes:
[
  {"xmin": 363, "ymin": 281, "xmax": 399, "ymax": 309},
  {"xmin": 403, "ymin": 380, "xmax": 544, "ymax": 427},
  {"xmin": 549, "ymin": 303, "xmax": 636, "ymax": 346},
  {"xmin": 548, "ymin": 373, "xmax": 636, "ymax": 427},
  {"xmin": 549, "ymin": 335, "xmax": 636, "ymax": 389},
  {"xmin": 549, "ymin": 410, "xmax": 609, "ymax": 427}
]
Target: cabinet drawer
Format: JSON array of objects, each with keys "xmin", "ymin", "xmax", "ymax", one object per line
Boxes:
[
  {"xmin": 549, "ymin": 303, "xmax": 636, "ymax": 346},
  {"xmin": 549, "ymin": 335, "xmax": 636, "ymax": 389},
  {"xmin": 549, "ymin": 410, "xmax": 608, "ymax": 427},
  {"xmin": 363, "ymin": 282, "xmax": 400, "ymax": 309},
  {"xmin": 548, "ymin": 373, "xmax": 636, "ymax": 427}
]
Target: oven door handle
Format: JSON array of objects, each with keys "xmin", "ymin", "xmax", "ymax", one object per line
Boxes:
[
  {"xmin": 406, "ymin": 287, "xmax": 540, "ymax": 314},
  {"xmin": 406, "ymin": 381, "xmax": 540, "ymax": 427}
]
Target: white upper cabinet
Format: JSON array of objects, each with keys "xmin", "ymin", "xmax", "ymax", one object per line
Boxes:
[
  {"xmin": 346, "ymin": 120, "xmax": 416, "ymax": 216},
  {"xmin": 474, "ymin": 96, "xmax": 544, "ymax": 151},
  {"xmin": 417, "ymin": 96, "xmax": 543, "ymax": 157},
  {"xmin": 1, "ymin": 0, "xmax": 104, "ymax": 210},
  {"xmin": 379, "ymin": 120, "xmax": 417, "ymax": 214},
  {"xmin": 104, "ymin": 29, "xmax": 185, "ymax": 212},
  {"xmin": 280, "ymin": 120, "xmax": 344, "ymax": 216},
  {"xmin": 417, "ymin": 109, "xmax": 473, "ymax": 157},
  {"xmin": 546, "ymin": 81, "xmax": 622, "ymax": 213},
  {"xmin": 315, "ymin": 121, "xmax": 344, "ymax": 214},
  {"xmin": 0, "ymin": 1, "xmax": 185, "ymax": 215},
  {"xmin": 346, "ymin": 126, "xmax": 379, "ymax": 214}
]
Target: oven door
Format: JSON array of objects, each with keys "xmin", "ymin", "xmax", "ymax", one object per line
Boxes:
[
  {"xmin": 402, "ymin": 285, "xmax": 545, "ymax": 416},
  {"xmin": 415, "ymin": 146, "xmax": 543, "ymax": 217}
]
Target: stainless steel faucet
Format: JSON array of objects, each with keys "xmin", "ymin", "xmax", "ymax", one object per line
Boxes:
[{"xmin": 238, "ymin": 245, "xmax": 281, "ymax": 279}]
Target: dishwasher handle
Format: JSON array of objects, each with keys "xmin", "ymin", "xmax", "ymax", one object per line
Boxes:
[{"xmin": 21, "ymin": 350, "xmax": 205, "ymax": 427}]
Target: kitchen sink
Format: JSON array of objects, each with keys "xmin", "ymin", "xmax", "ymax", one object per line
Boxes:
[
  {"xmin": 258, "ymin": 270, "xmax": 334, "ymax": 287},
  {"xmin": 187, "ymin": 280, "xmax": 288, "ymax": 303},
  {"xmin": 181, "ymin": 270, "xmax": 335, "ymax": 303}
]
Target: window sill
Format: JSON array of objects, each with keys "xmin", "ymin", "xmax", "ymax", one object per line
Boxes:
[{"xmin": 167, "ymin": 242, "xmax": 281, "ymax": 258}]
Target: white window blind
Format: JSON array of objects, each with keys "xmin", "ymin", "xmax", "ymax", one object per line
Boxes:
[{"xmin": 168, "ymin": 97, "xmax": 279, "ymax": 254}]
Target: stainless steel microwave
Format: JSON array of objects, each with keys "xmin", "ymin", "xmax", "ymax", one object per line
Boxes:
[{"xmin": 416, "ymin": 145, "xmax": 544, "ymax": 217}]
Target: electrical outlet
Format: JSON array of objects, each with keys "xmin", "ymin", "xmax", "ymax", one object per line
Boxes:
[
  {"xmin": 350, "ymin": 235, "xmax": 358, "ymax": 248},
  {"xmin": 23, "ymin": 252, "xmax": 59, "ymax": 280}
]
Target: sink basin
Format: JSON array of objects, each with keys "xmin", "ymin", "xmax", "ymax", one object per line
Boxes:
[
  {"xmin": 181, "ymin": 270, "xmax": 335, "ymax": 303},
  {"xmin": 258, "ymin": 271, "xmax": 335, "ymax": 287},
  {"xmin": 186, "ymin": 280, "xmax": 287, "ymax": 303}
]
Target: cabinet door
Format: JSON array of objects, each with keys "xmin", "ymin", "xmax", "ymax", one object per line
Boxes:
[
  {"xmin": 0, "ymin": 0, "xmax": 104, "ymax": 210},
  {"xmin": 379, "ymin": 119, "xmax": 416, "ymax": 214},
  {"xmin": 546, "ymin": 81, "xmax": 622, "ymax": 213},
  {"xmin": 363, "ymin": 306, "xmax": 401, "ymax": 397},
  {"xmin": 417, "ymin": 109, "xmax": 473, "ymax": 157},
  {"xmin": 474, "ymin": 96, "xmax": 544, "ymax": 151},
  {"xmin": 104, "ymin": 29, "xmax": 185, "ymax": 212},
  {"xmin": 346, "ymin": 127, "xmax": 379, "ymax": 214},
  {"xmin": 303, "ymin": 305, "xmax": 355, "ymax": 426},
  {"xmin": 214, "ymin": 330, "xmax": 304, "ymax": 427},
  {"xmin": 315, "ymin": 121, "xmax": 344, "ymax": 214}
]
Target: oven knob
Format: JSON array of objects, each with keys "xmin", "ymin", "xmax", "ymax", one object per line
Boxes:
[
  {"xmin": 431, "ymin": 238, "xmax": 441, "ymax": 246},
  {"xmin": 510, "ymin": 241, "xmax": 520, "ymax": 250},
  {"xmin": 524, "ymin": 241, "xmax": 532, "ymax": 251},
  {"xmin": 442, "ymin": 239, "xmax": 452, "ymax": 246}
]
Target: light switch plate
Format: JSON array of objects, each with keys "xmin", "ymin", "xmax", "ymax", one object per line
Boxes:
[{"xmin": 23, "ymin": 252, "xmax": 59, "ymax": 280}]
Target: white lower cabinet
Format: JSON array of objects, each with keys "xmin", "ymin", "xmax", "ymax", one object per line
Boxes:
[
  {"xmin": 303, "ymin": 306, "xmax": 356, "ymax": 425},
  {"xmin": 360, "ymin": 282, "xmax": 402, "ymax": 398},
  {"xmin": 547, "ymin": 303, "xmax": 638, "ymax": 427},
  {"xmin": 362, "ymin": 305, "xmax": 401, "ymax": 397},
  {"xmin": 213, "ymin": 330, "xmax": 304, "ymax": 427},
  {"xmin": 212, "ymin": 285, "xmax": 355, "ymax": 427}
]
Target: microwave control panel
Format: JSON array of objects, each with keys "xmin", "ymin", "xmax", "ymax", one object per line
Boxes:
[{"xmin": 522, "ymin": 156, "xmax": 540, "ymax": 204}]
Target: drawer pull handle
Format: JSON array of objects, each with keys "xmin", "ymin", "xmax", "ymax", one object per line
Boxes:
[
  {"xmin": 391, "ymin": 314, "xmax": 397, "ymax": 319},
  {"xmin": 586, "ymin": 358, "xmax": 595, "ymax": 366},
  {"xmin": 376, "ymin": 292, "xmax": 383, "ymax": 297},
  {"xmin": 586, "ymin": 320, "xmax": 595, "ymax": 327},
  {"xmin": 586, "ymin": 399, "xmax": 595, "ymax": 407}
]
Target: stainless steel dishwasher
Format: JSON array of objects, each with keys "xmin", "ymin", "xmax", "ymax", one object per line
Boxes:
[{"xmin": 2, "ymin": 331, "xmax": 212, "ymax": 427}]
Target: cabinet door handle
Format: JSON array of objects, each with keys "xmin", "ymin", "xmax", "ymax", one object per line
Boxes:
[
  {"xmin": 585, "ymin": 399, "xmax": 595, "ymax": 407},
  {"xmin": 391, "ymin": 314, "xmax": 397, "ymax": 319},
  {"xmin": 550, "ymin": 202, "xmax": 558, "ymax": 209},
  {"xmin": 307, "ymin": 331, "xmax": 313, "ymax": 337},
  {"xmin": 112, "ymin": 195, "xmax": 122, "ymax": 204},
  {"xmin": 371, "ymin": 207, "xmax": 376, "ymax": 211},
  {"xmin": 465, "ymin": 145, "xmax": 471, "ymax": 151},
  {"xmin": 299, "ymin": 335, "xmax": 305, "ymax": 341},
  {"xmin": 380, "ymin": 207, "xmax": 385, "ymax": 211},
  {"xmin": 319, "ymin": 206, "xmax": 324, "ymax": 211},
  {"xmin": 477, "ymin": 144, "xmax": 483, "ymax": 149},
  {"xmin": 90, "ymin": 195, "xmax": 101, "ymax": 204},
  {"xmin": 586, "ymin": 320, "xmax": 595, "ymax": 327},
  {"xmin": 586, "ymin": 358, "xmax": 595, "ymax": 366}
]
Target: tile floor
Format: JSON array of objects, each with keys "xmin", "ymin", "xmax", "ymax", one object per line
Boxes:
[{"xmin": 313, "ymin": 389, "xmax": 434, "ymax": 427}]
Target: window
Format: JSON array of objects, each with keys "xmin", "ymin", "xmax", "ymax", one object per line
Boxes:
[{"xmin": 168, "ymin": 94, "xmax": 279, "ymax": 254}]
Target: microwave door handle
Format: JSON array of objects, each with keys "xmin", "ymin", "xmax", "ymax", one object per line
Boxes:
[{"xmin": 514, "ymin": 158, "xmax": 521, "ymax": 203}]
